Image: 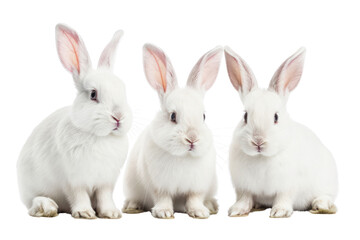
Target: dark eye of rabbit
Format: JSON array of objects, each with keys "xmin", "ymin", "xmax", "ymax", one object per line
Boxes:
[
  {"xmin": 203, "ymin": 113, "xmax": 206, "ymax": 121},
  {"xmin": 170, "ymin": 112, "xmax": 177, "ymax": 123},
  {"xmin": 244, "ymin": 112, "xmax": 248, "ymax": 124},
  {"xmin": 274, "ymin": 113, "xmax": 279, "ymax": 124},
  {"xmin": 90, "ymin": 90, "xmax": 97, "ymax": 101}
]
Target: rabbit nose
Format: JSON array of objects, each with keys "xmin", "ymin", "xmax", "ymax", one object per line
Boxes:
[
  {"xmin": 186, "ymin": 129, "xmax": 199, "ymax": 143},
  {"xmin": 251, "ymin": 140, "xmax": 264, "ymax": 147},
  {"xmin": 253, "ymin": 135, "xmax": 264, "ymax": 142},
  {"xmin": 112, "ymin": 116, "xmax": 119, "ymax": 122},
  {"xmin": 251, "ymin": 135, "xmax": 265, "ymax": 146},
  {"xmin": 185, "ymin": 138, "xmax": 198, "ymax": 144},
  {"xmin": 112, "ymin": 106, "xmax": 121, "ymax": 120},
  {"xmin": 112, "ymin": 109, "xmax": 122, "ymax": 119},
  {"xmin": 185, "ymin": 131, "xmax": 199, "ymax": 151}
]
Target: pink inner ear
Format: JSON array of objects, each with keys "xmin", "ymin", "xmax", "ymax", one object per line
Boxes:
[
  {"xmin": 188, "ymin": 47, "xmax": 222, "ymax": 91},
  {"xmin": 201, "ymin": 53, "xmax": 217, "ymax": 89},
  {"xmin": 57, "ymin": 28, "xmax": 80, "ymax": 73},
  {"xmin": 270, "ymin": 48, "xmax": 306, "ymax": 94},
  {"xmin": 283, "ymin": 57, "xmax": 302, "ymax": 91},
  {"xmin": 97, "ymin": 30, "xmax": 123, "ymax": 69},
  {"xmin": 225, "ymin": 53, "xmax": 242, "ymax": 91},
  {"xmin": 147, "ymin": 48, "xmax": 167, "ymax": 92}
]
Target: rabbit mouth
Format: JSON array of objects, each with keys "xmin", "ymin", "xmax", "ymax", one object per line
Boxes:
[
  {"xmin": 188, "ymin": 144, "xmax": 195, "ymax": 151},
  {"xmin": 253, "ymin": 145, "xmax": 265, "ymax": 155},
  {"xmin": 112, "ymin": 121, "xmax": 121, "ymax": 131},
  {"xmin": 250, "ymin": 139, "xmax": 266, "ymax": 153},
  {"xmin": 244, "ymin": 146, "xmax": 278, "ymax": 158}
]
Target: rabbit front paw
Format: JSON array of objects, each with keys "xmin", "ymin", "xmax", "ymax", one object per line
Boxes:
[
  {"xmin": 28, "ymin": 197, "xmax": 58, "ymax": 217},
  {"xmin": 97, "ymin": 208, "xmax": 122, "ymax": 219},
  {"xmin": 228, "ymin": 201, "xmax": 252, "ymax": 217},
  {"xmin": 72, "ymin": 208, "xmax": 96, "ymax": 219},
  {"xmin": 151, "ymin": 207, "xmax": 174, "ymax": 219},
  {"xmin": 310, "ymin": 196, "xmax": 337, "ymax": 214},
  {"xmin": 187, "ymin": 205, "xmax": 210, "ymax": 219},
  {"xmin": 270, "ymin": 206, "xmax": 293, "ymax": 218}
]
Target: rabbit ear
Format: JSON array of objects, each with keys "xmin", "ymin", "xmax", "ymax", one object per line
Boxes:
[
  {"xmin": 55, "ymin": 24, "xmax": 91, "ymax": 78},
  {"xmin": 187, "ymin": 46, "xmax": 223, "ymax": 91},
  {"xmin": 98, "ymin": 30, "xmax": 123, "ymax": 70},
  {"xmin": 143, "ymin": 44, "xmax": 178, "ymax": 98},
  {"xmin": 269, "ymin": 47, "xmax": 306, "ymax": 95},
  {"xmin": 224, "ymin": 46, "xmax": 257, "ymax": 100}
]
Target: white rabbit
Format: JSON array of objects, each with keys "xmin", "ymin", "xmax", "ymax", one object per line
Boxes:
[
  {"xmin": 224, "ymin": 46, "xmax": 338, "ymax": 218},
  {"xmin": 122, "ymin": 44, "xmax": 223, "ymax": 219},
  {"xmin": 17, "ymin": 24, "xmax": 132, "ymax": 219}
]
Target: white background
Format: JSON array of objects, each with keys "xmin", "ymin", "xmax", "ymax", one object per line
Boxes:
[{"xmin": 1, "ymin": 0, "xmax": 359, "ymax": 239}]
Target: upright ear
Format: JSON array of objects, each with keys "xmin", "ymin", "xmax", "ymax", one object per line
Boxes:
[
  {"xmin": 269, "ymin": 47, "xmax": 306, "ymax": 96},
  {"xmin": 55, "ymin": 24, "xmax": 91, "ymax": 78},
  {"xmin": 224, "ymin": 46, "xmax": 257, "ymax": 100},
  {"xmin": 186, "ymin": 46, "xmax": 223, "ymax": 91},
  {"xmin": 143, "ymin": 44, "xmax": 178, "ymax": 99},
  {"xmin": 98, "ymin": 30, "xmax": 124, "ymax": 70}
]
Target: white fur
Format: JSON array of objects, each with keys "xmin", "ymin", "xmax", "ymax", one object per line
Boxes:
[
  {"xmin": 225, "ymin": 46, "xmax": 338, "ymax": 218},
  {"xmin": 123, "ymin": 44, "xmax": 222, "ymax": 219},
  {"xmin": 17, "ymin": 24, "xmax": 132, "ymax": 219}
]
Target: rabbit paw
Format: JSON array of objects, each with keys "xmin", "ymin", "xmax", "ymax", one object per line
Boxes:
[
  {"xmin": 151, "ymin": 207, "xmax": 174, "ymax": 219},
  {"xmin": 97, "ymin": 208, "xmax": 122, "ymax": 219},
  {"xmin": 204, "ymin": 199, "xmax": 219, "ymax": 215},
  {"xmin": 270, "ymin": 206, "xmax": 293, "ymax": 218},
  {"xmin": 122, "ymin": 200, "xmax": 144, "ymax": 214},
  {"xmin": 28, "ymin": 197, "xmax": 58, "ymax": 217},
  {"xmin": 72, "ymin": 208, "xmax": 96, "ymax": 219},
  {"xmin": 187, "ymin": 205, "xmax": 210, "ymax": 219},
  {"xmin": 228, "ymin": 201, "xmax": 251, "ymax": 217},
  {"xmin": 310, "ymin": 197, "xmax": 337, "ymax": 214}
]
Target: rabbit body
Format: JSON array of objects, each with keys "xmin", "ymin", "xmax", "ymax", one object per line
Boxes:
[
  {"xmin": 18, "ymin": 106, "xmax": 128, "ymax": 213},
  {"xmin": 123, "ymin": 90, "xmax": 217, "ymax": 213},
  {"xmin": 225, "ymin": 47, "xmax": 338, "ymax": 218},
  {"xmin": 123, "ymin": 44, "xmax": 223, "ymax": 219},
  {"xmin": 17, "ymin": 25, "xmax": 131, "ymax": 219},
  {"xmin": 229, "ymin": 101, "xmax": 338, "ymax": 211}
]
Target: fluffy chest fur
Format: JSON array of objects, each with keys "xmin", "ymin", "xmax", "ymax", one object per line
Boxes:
[
  {"xmin": 229, "ymin": 122, "xmax": 338, "ymax": 202},
  {"xmin": 229, "ymin": 148, "xmax": 291, "ymax": 197},
  {"xmin": 139, "ymin": 131, "xmax": 216, "ymax": 195},
  {"xmin": 55, "ymin": 108, "xmax": 129, "ymax": 188}
]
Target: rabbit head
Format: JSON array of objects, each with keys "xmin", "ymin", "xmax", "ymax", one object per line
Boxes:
[
  {"xmin": 143, "ymin": 44, "xmax": 223, "ymax": 157},
  {"xmin": 225, "ymin": 46, "xmax": 306, "ymax": 157},
  {"xmin": 55, "ymin": 24, "xmax": 132, "ymax": 137}
]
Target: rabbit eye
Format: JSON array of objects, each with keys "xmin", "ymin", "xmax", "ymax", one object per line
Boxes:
[
  {"xmin": 274, "ymin": 113, "xmax": 279, "ymax": 124},
  {"xmin": 170, "ymin": 112, "xmax": 177, "ymax": 123},
  {"xmin": 90, "ymin": 90, "xmax": 97, "ymax": 102},
  {"xmin": 203, "ymin": 113, "xmax": 206, "ymax": 121},
  {"xmin": 244, "ymin": 112, "xmax": 248, "ymax": 124}
]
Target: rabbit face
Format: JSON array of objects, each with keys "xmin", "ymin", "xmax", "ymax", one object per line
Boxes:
[
  {"xmin": 71, "ymin": 70, "xmax": 132, "ymax": 137},
  {"xmin": 235, "ymin": 89, "xmax": 288, "ymax": 157},
  {"xmin": 150, "ymin": 87, "xmax": 212, "ymax": 157}
]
